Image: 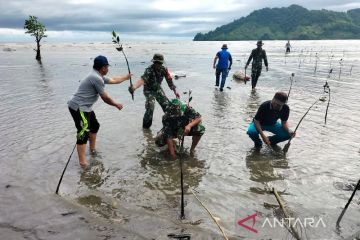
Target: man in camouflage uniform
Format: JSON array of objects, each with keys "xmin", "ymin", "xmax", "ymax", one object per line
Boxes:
[
  {"xmin": 129, "ymin": 54, "xmax": 180, "ymax": 128},
  {"xmin": 155, "ymin": 99, "xmax": 205, "ymax": 159},
  {"xmin": 245, "ymin": 40, "xmax": 269, "ymax": 90}
]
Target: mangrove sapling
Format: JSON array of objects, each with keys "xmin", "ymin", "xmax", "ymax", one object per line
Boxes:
[
  {"xmin": 314, "ymin": 53, "xmax": 319, "ymax": 74},
  {"xmin": 55, "ymin": 143, "xmax": 77, "ymax": 194},
  {"xmin": 283, "ymin": 99, "xmax": 319, "ymax": 153},
  {"xmin": 287, "ymin": 73, "xmax": 295, "ymax": 99},
  {"xmin": 112, "ymin": 31, "xmax": 134, "ymax": 100},
  {"xmin": 338, "ymin": 59, "xmax": 343, "ymax": 80},
  {"xmin": 323, "ymin": 82, "xmax": 331, "ymax": 124},
  {"xmin": 336, "ymin": 179, "xmax": 360, "ymax": 228}
]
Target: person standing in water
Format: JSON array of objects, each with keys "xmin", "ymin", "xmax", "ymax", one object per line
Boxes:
[
  {"xmin": 245, "ymin": 40, "xmax": 268, "ymax": 90},
  {"xmin": 213, "ymin": 44, "xmax": 232, "ymax": 92},
  {"xmin": 285, "ymin": 40, "xmax": 291, "ymax": 53}
]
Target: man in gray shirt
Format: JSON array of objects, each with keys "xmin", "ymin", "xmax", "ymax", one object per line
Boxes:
[{"xmin": 68, "ymin": 55, "xmax": 131, "ymax": 167}]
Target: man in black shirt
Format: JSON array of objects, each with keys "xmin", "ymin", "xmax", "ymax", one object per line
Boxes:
[
  {"xmin": 245, "ymin": 40, "xmax": 268, "ymax": 90},
  {"xmin": 247, "ymin": 92, "xmax": 295, "ymax": 148}
]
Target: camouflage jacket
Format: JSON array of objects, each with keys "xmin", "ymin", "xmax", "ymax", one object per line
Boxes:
[
  {"xmin": 141, "ymin": 65, "xmax": 176, "ymax": 92},
  {"xmin": 246, "ymin": 48, "xmax": 268, "ymax": 67},
  {"xmin": 162, "ymin": 105, "xmax": 201, "ymax": 138}
]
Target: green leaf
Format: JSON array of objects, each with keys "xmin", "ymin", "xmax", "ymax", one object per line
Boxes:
[
  {"xmin": 116, "ymin": 36, "xmax": 120, "ymax": 43},
  {"xmin": 112, "ymin": 30, "xmax": 116, "ymax": 38}
]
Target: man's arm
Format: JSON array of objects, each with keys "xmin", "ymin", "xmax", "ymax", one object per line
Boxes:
[
  {"xmin": 129, "ymin": 78, "xmax": 144, "ymax": 94},
  {"xmin": 107, "ymin": 73, "xmax": 132, "ymax": 84},
  {"xmin": 184, "ymin": 117, "xmax": 202, "ymax": 135},
  {"xmin": 100, "ymin": 91, "xmax": 123, "ymax": 110},
  {"xmin": 164, "ymin": 68, "xmax": 180, "ymax": 99},
  {"xmin": 213, "ymin": 53, "xmax": 219, "ymax": 69},
  {"xmin": 254, "ymin": 119, "xmax": 270, "ymax": 145},
  {"xmin": 245, "ymin": 51, "xmax": 253, "ymax": 68},
  {"xmin": 281, "ymin": 121, "xmax": 295, "ymax": 138},
  {"xmin": 228, "ymin": 54, "xmax": 233, "ymax": 69},
  {"xmin": 263, "ymin": 50, "xmax": 269, "ymax": 71}
]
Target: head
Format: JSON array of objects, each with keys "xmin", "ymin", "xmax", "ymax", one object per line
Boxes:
[
  {"xmin": 93, "ymin": 55, "xmax": 109, "ymax": 75},
  {"xmin": 151, "ymin": 53, "xmax": 164, "ymax": 70},
  {"xmin": 256, "ymin": 40, "xmax": 264, "ymax": 49},
  {"xmin": 166, "ymin": 99, "xmax": 185, "ymax": 117},
  {"xmin": 271, "ymin": 92, "xmax": 288, "ymax": 111},
  {"xmin": 221, "ymin": 44, "xmax": 228, "ymax": 50}
]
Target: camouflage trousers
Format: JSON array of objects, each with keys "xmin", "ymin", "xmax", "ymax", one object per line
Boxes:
[
  {"xmin": 251, "ymin": 65, "xmax": 262, "ymax": 89},
  {"xmin": 155, "ymin": 123, "xmax": 206, "ymax": 147},
  {"xmin": 143, "ymin": 88, "xmax": 170, "ymax": 128}
]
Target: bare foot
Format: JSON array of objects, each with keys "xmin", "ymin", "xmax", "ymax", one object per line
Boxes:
[
  {"xmin": 190, "ymin": 149, "xmax": 195, "ymax": 157},
  {"xmin": 79, "ymin": 160, "xmax": 88, "ymax": 168},
  {"xmin": 90, "ymin": 149, "xmax": 97, "ymax": 155}
]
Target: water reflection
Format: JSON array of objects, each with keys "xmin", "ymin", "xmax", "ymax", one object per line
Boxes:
[
  {"xmin": 245, "ymin": 148, "xmax": 289, "ymax": 194},
  {"xmin": 211, "ymin": 89, "xmax": 231, "ymax": 118},
  {"xmin": 139, "ymin": 129, "xmax": 206, "ymax": 198},
  {"xmin": 244, "ymin": 90, "xmax": 261, "ymax": 122}
]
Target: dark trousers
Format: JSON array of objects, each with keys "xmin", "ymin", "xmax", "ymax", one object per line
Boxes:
[
  {"xmin": 69, "ymin": 108, "xmax": 100, "ymax": 144},
  {"xmin": 251, "ymin": 67, "xmax": 262, "ymax": 89}
]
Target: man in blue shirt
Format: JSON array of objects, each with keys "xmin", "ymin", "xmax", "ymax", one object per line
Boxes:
[
  {"xmin": 247, "ymin": 92, "xmax": 295, "ymax": 148},
  {"xmin": 213, "ymin": 44, "xmax": 232, "ymax": 91}
]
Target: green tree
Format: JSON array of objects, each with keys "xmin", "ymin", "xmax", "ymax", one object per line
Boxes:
[{"xmin": 24, "ymin": 16, "xmax": 47, "ymax": 60}]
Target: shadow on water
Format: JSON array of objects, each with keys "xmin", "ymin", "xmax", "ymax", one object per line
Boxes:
[{"xmin": 139, "ymin": 129, "xmax": 206, "ymax": 203}]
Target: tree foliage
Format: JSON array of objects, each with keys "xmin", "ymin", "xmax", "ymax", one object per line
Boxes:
[
  {"xmin": 24, "ymin": 15, "xmax": 47, "ymax": 60},
  {"xmin": 193, "ymin": 5, "xmax": 360, "ymax": 41}
]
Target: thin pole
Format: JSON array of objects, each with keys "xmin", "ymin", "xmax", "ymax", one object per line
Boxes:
[
  {"xmin": 191, "ymin": 189, "xmax": 229, "ymax": 240},
  {"xmin": 179, "ymin": 135, "xmax": 185, "ymax": 219},
  {"xmin": 55, "ymin": 143, "xmax": 76, "ymax": 194},
  {"xmin": 283, "ymin": 99, "xmax": 319, "ymax": 153},
  {"xmin": 336, "ymin": 179, "xmax": 360, "ymax": 228},
  {"xmin": 121, "ymin": 49, "xmax": 134, "ymax": 100}
]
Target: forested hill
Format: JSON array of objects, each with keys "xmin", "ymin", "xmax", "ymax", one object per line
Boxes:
[{"xmin": 193, "ymin": 5, "xmax": 360, "ymax": 41}]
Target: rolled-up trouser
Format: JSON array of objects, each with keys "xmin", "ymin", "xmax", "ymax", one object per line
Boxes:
[
  {"xmin": 247, "ymin": 121, "xmax": 290, "ymax": 147},
  {"xmin": 69, "ymin": 108, "xmax": 100, "ymax": 144},
  {"xmin": 215, "ymin": 68, "xmax": 228, "ymax": 89},
  {"xmin": 155, "ymin": 123, "xmax": 206, "ymax": 147}
]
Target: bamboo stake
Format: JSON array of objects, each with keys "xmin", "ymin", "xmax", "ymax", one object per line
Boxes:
[
  {"xmin": 272, "ymin": 188, "xmax": 302, "ymax": 240},
  {"xmin": 190, "ymin": 189, "xmax": 229, "ymax": 240}
]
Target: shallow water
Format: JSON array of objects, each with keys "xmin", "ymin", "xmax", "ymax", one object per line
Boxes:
[{"xmin": 0, "ymin": 40, "xmax": 359, "ymax": 239}]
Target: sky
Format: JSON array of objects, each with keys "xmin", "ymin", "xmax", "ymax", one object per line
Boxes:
[{"xmin": 0, "ymin": 0, "xmax": 360, "ymax": 42}]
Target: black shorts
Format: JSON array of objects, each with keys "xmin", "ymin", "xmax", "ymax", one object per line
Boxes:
[{"xmin": 69, "ymin": 107, "xmax": 100, "ymax": 144}]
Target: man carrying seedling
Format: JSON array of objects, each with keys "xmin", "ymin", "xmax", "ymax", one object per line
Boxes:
[
  {"xmin": 129, "ymin": 53, "xmax": 180, "ymax": 128},
  {"xmin": 245, "ymin": 40, "xmax": 269, "ymax": 90},
  {"xmin": 247, "ymin": 92, "xmax": 295, "ymax": 148},
  {"xmin": 155, "ymin": 99, "xmax": 205, "ymax": 159}
]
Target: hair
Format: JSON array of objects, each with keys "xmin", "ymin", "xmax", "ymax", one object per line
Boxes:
[
  {"xmin": 273, "ymin": 92, "xmax": 288, "ymax": 103},
  {"xmin": 93, "ymin": 64, "xmax": 103, "ymax": 71}
]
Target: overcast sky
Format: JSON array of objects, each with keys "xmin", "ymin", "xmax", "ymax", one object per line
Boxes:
[{"xmin": 1, "ymin": 0, "xmax": 359, "ymax": 42}]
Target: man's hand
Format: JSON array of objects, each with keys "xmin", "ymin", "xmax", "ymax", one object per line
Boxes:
[
  {"xmin": 128, "ymin": 86, "xmax": 135, "ymax": 94},
  {"xmin": 115, "ymin": 103, "xmax": 123, "ymax": 110},
  {"xmin": 289, "ymin": 130, "xmax": 296, "ymax": 139},
  {"xmin": 174, "ymin": 90, "xmax": 180, "ymax": 99},
  {"xmin": 184, "ymin": 125, "xmax": 192, "ymax": 135},
  {"xmin": 261, "ymin": 134, "xmax": 271, "ymax": 145},
  {"xmin": 125, "ymin": 73, "xmax": 132, "ymax": 80}
]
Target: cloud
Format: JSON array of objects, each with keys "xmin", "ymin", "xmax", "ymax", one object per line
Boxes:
[{"xmin": 0, "ymin": 0, "xmax": 359, "ymax": 41}]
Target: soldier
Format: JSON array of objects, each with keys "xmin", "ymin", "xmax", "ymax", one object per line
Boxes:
[
  {"xmin": 245, "ymin": 40, "xmax": 269, "ymax": 90},
  {"xmin": 213, "ymin": 43, "xmax": 232, "ymax": 91},
  {"xmin": 129, "ymin": 54, "xmax": 180, "ymax": 128},
  {"xmin": 155, "ymin": 99, "xmax": 205, "ymax": 160}
]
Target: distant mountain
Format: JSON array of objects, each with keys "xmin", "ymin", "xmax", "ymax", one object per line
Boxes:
[{"xmin": 193, "ymin": 5, "xmax": 360, "ymax": 41}]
